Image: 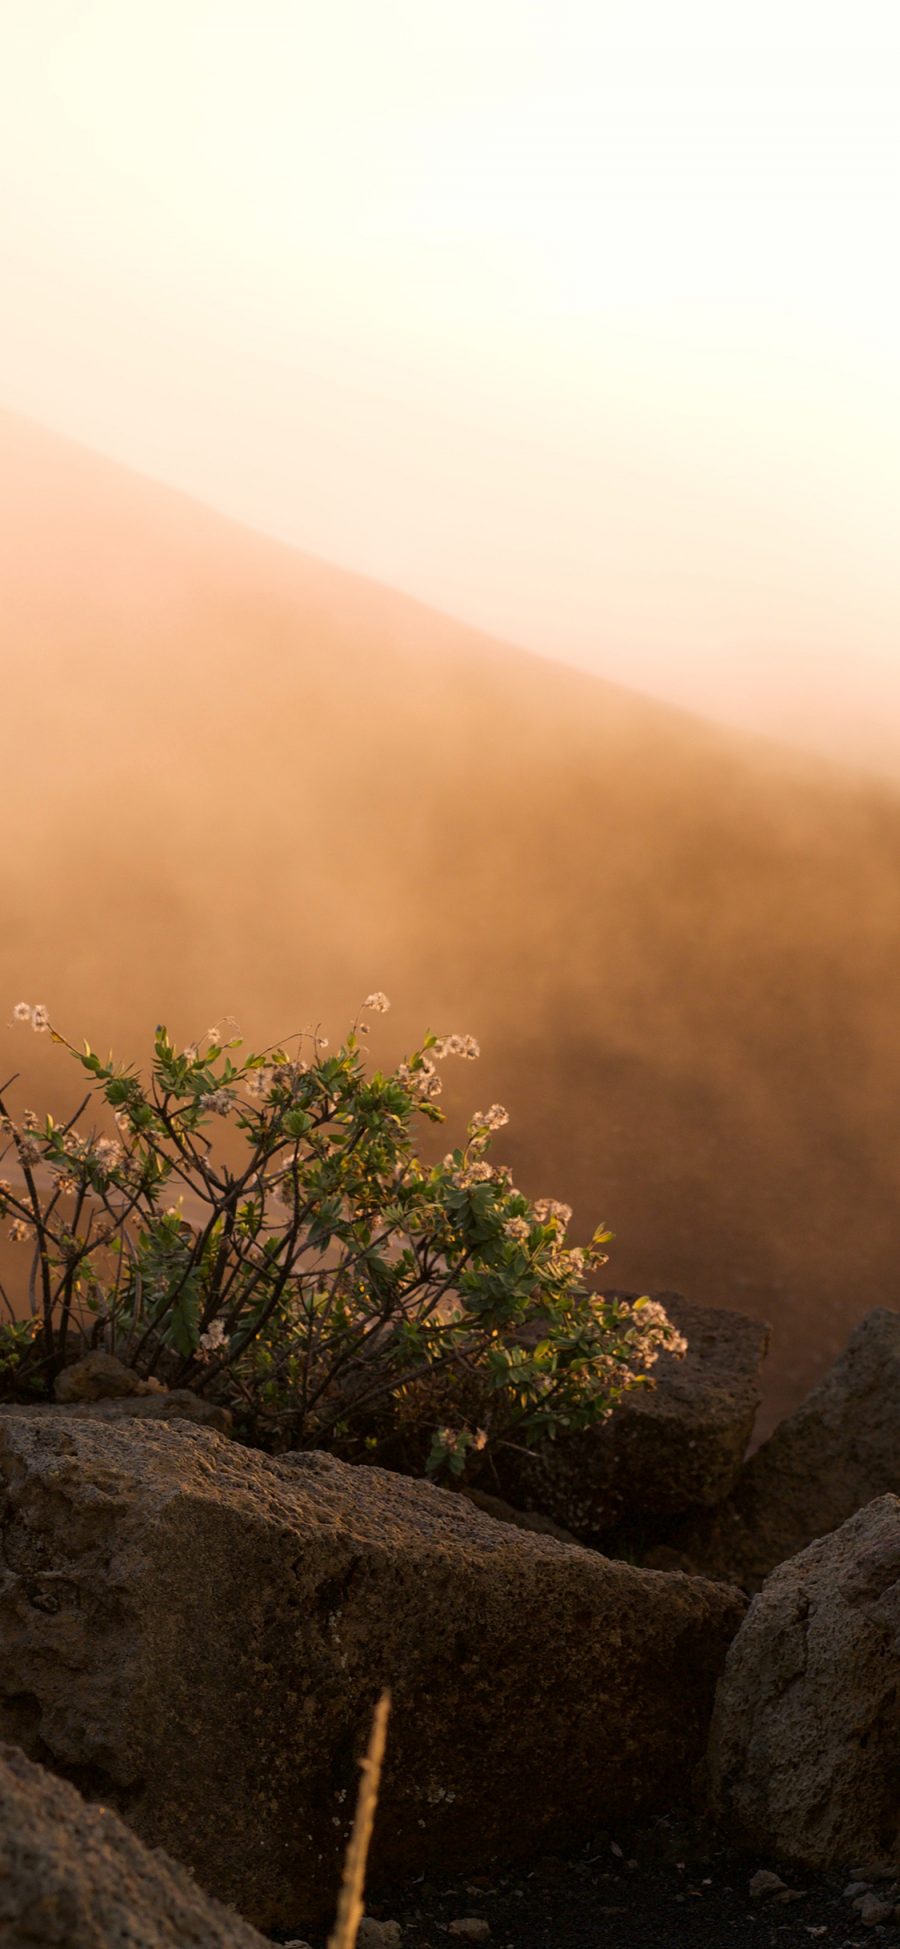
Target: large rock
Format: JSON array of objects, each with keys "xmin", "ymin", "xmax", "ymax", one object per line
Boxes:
[
  {"xmin": 493, "ymin": 1293, "xmax": 768, "ymax": 1540},
  {"xmin": 0, "ymin": 1412, "xmax": 744, "ymax": 1932},
  {"xmin": 0, "ymin": 1739, "xmax": 266, "ymax": 1948},
  {"xmin": 709, "ymin": 1495, "xmax": 900, "ymax": 1870},
  {"xmin": 658, "ymin": 1308, "xmax": 900, "ymax": 1588}
]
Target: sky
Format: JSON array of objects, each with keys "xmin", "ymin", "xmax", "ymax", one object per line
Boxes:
[{"xmin": 3, "ymin": 0, "xmax": 900, "ymax": 766}]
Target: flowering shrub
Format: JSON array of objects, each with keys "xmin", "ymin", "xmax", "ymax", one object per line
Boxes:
[{"xmin": 0, "ymin": 998, "xmax": 683, "ymax": 1477}]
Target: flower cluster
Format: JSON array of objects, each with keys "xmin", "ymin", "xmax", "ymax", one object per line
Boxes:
[{"xmin": 12, "ymin": 1003, "xmax": 49, "ymax": 1033}]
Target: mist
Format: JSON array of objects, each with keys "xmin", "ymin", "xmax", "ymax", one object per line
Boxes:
[{"xmin": 3, "ymin": 408, "xmax": 900, "ymax": 1440}]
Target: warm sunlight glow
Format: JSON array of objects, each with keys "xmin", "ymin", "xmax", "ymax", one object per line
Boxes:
[{"xmin": 2, "ymin": 1, "xmax": 900, "ymax": 763}]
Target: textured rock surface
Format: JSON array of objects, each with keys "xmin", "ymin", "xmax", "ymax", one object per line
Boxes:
[
  {"xmin": 460, "ymin": 1486, "xmax": 578, "ymax": 1545},
  {"xmin": 708, "ymin": 1495, "xmax": 900, "ymax": 1870},
  {"xmin": 64, "ymin": 1389, "xmax": 232, "ymax": 1432},
  {"xmin": 0, "ymin": 1412, "xmax": 744, "ymax": 1932},
  {"xmin": 493, "ymin": 1293, "xmax": 768, "ymax": 1539},
  {"xmin": 5, "ymin": 1392, "xmax": 231, "ymax": 1433},
  {"xmin": 657, "ymin": 1308, "xmax": 900, "ymax": 1588},
  {"xmin": 0, "ymin": 1740, "xmax": 267, "ymax": 1947}
]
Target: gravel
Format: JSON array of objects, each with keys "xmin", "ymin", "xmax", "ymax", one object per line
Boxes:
[{"xmin": 271, "ymin": 1817, "xmax": 900, "ymax": 1949}]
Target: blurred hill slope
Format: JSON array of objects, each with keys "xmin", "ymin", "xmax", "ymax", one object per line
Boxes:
[{"xmin": 3, "ymin": 406, "xmax": 899, "ymax": 1436}]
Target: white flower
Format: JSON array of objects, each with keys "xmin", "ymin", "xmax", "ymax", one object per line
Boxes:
[
  {"xmin": 12, "ymin": 1003, "xmax": 32, "ymax": 1023},
  {"xmin": 504, "ymin": 1215, "xmax": 530, "ymax": 1244},
  {"xmin": 363, "ymin": 992, "xmax": 391, "ymax": 1014},
  {"xmin": 470, "ymin": 1104, "xmax": 509, "ymax": 1135},
  {"xmin": 443, "ymin": 1034, "xmax": 480, "ymax": 1060},
  {"xmin": 244, "ymin": 1065, "xmax": 274, "ymax": 1100},
  {"xmin": 533, "ymin": 1197, "xmax": 573, "ymax": 1229},
  {"xmin": 31, "ymin": 1004, "xmax": 49, "ymax": 1033},
  {"xmin": 462, "ymin": 1160, "xmax": 494, "ymax": 1185},
  {"xmin": 198, "ymin": 1090, "xmax": 232, "ymax": 1116},
  {"xmin": 397, "ymin": 1059, "xmax": 442, "ymax": 1102},
  {"xmin": 197, "ymin": 1318, "xmax": 228, "ymax": 1359}
]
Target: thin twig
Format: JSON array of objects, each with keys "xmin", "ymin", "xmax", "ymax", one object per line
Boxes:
[{"xmin": 328, "ymin": 1689, "xmax": 391, "ymax": 1949}]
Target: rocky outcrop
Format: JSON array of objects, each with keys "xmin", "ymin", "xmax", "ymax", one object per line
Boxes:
[
  {"xmin": 708, "ymin": 1494, "xmax": 900, "ymax": 1870},
  {"xmin": 0, "ymin": 1740, "xmax": 267, "ymax": 1947},
  {"xmin": 492, "ymin": 1294, "xmax": 768, "ymax": 1540},
  {"xmin": 655, "ymin": 1308, "xmax": 900, "ymax": 1588},
  {"xmin": 0, "ymin": 1412, "xmax": 744, "ymax": 1932}
]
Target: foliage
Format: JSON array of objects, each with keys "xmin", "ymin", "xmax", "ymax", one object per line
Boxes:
[{"xmin": 0, "ymin": 999, "xmax": 683, "ymax": 1477}]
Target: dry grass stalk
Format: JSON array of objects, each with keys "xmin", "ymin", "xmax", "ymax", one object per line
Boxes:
[{"xmin": 327, "ymin": 1688, "xmax": 392, "ymax": 1949}]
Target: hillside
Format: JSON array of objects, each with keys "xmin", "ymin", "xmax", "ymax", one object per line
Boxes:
[{"xmin": 3, "ymin": 406, "xmax": 900, "ymax": 1435}]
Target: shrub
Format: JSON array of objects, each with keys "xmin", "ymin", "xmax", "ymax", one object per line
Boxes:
[{"xmin": 0, "ymin": 998, "xmax": 683, "ymax": 1477}]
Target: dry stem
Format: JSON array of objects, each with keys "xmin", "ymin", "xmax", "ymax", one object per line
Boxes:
[{"xmin": 328, "ymin": 1688, "xmax": 391, "ymax": 1949}]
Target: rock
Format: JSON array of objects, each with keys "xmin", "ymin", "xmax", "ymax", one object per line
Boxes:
[
  {"xmin": 492, "ymin": 1294, "xmax": 768, "ymax": 1540},
  {"xmin": 858, "ymin": 1894, "xmax": 895, "ymax": 1925},
  {"xmin": 357, "ymin": 1920, "xmax": 402, "ymax": 1949},
  {"xmin": 749, "ymin": 1869, "xmax": 788, "ymax": 1898},
  {"xmin": 54, "ymin": 1350, "xmax": 153, "ymax": 1402},
  {"xmin": 4, "ymin": 1390, "xmax": 232, "ymax": 1434},
  {"xmin": 661, "ymin": 1309, "xmax": 900, "ymax": 1589},
  {"xmin": 459, "ymin": 1488, "xmax": 578, "ymax": 1545},
  {"xmin": 60, "ymin": 1389, "xmax": 232, "ymax": 1433},
  {"xmin": 448, "ymin": 1921, "xmax": 490, "ymax": 1941},
  {"xmin": 708, "ymin": 1494, "xmax": 900, "ymax": 1870},
  {"xmin": 0, "ymin": 1739, "xmax": 267, "ymax": 1947},
  {"xmin": 0, "ymin": 1412, "xmax": 744, "ymax": 1932}
]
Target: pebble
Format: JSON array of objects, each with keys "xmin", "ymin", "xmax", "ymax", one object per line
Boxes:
[
  {"xmin": 749, "ymin": 1869, "xmax": 788, "ymax": 1899},
  {"xmin": 358, "ymin": 1921, "xmax": 403, "ymax": 1949},
  {"xmin": 855, "ymin": 1893, "xmax": 895, "ymax": 1926},
  {"xmin": 844, "ymin": 1884, "xmax": 872, "ymax": 1901},
  {"xmin": 448, "ymin": 1920, "xmax": 491, "ymax": 1943}
]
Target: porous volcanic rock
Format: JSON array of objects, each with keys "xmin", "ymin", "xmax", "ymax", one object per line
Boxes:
[
  {"xmin": 708, "ymin": 1494, "xmax": 900, "ymax": 1870},
  {"xmin": 656, "ymin": 1308, "xmax": 900, "ymax": 1589},
  {"xmin": 0, "ymin": 1412, "xmax": 744, "ymax": 1932},
  {"xmin": 0, "ymin": 1739, "xmax": 267, "ymax": 1947},
  {"xmin": 492, "ymin": 1293, "xmax": 768, "ymax": 1540},
  {"xmin": 58, "ymin": 1390, "xmax": 232, "ymax": 1432}
]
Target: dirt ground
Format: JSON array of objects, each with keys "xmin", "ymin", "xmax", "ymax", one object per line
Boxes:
[{"xmin": 273, "ymin": 1818, "xmax": 899, "ymax": 1949}]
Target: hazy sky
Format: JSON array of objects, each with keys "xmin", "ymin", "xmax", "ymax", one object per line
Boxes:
[{"xmin": 3, "ymin": 1, "xmax": 900, "ymax": 762}]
